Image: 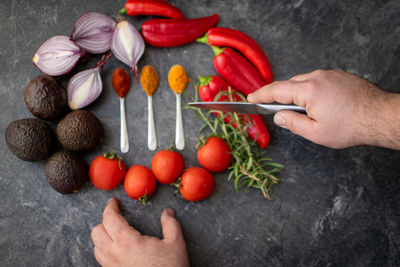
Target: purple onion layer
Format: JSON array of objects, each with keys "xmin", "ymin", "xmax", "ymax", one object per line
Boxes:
[
  {"xmin": 33, "ymin": 35, "xmax": 84, "ymax": 76},
  {"xmin": 111, "ymin": 20, "xmax": 145, "ymax": 72},
  {"xmin": 67, "ymin": 66, "xmax": 102, "ymax": 110},
  {"xmin": 71, "ymin": 12, "xmax": 116, "ymax": 54}
]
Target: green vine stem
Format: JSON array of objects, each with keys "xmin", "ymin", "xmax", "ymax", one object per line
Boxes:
[{"xmin": 103, "ymin": 151, "xmax": 123, "ymax": 169}]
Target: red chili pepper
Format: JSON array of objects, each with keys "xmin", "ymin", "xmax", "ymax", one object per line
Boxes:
[
  {"xmin": 198, "ymin": 27, "xmax": 273, "ymax": 84},
  {"xmin": 211, "ymin": 47, "xmax": 267, "ymax": 96},
  {"xmin": 141, "ymin": 14, "xmax": 219, "ymax": 47},
  {"xmin": 198, "ymin": 75, "xmax": 270, "ymax": 148},
  {"xmin": 120, "ymin": 0, "xmax": 185, "ymax": 19}
]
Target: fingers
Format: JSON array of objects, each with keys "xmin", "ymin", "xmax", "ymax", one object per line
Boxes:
[
  {"xmin": 93, "ymin": 246, "xmax": 108, "ymax": 266},
  {"xmin": 92, "ymin": 226, "xmax": 112, "ymax": 266},
  {"xmin": 274, "ymin": 110, "xmax": 318, "ymax": 140},
  {"xmin": 247, "ymin": 80, "xmax": 305, "ymax": 106},
  {"xmin": 102, "ymin": 198, "xmax": 140, "ymax": 241},
  {"xmin": 160, "ymin": 208, "xmax": 184, "ymax": 244},
  {"xmin": 290, "ymin": 69, "xmax": 328, "ymax": 81},
  {"xmin": 91, "ymin": 224, "xmax": 112, "ymax": 246},
  {"xmin": 290, "ymin": 73, "xmax": 310, "ymax": 81}
]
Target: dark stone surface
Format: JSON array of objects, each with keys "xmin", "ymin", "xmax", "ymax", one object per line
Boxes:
[{"xmin": 1, "ymin": 0, "xmax": 400, "ymax": 266}]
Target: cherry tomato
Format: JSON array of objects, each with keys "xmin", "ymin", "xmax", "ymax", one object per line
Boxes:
[
  {"xmin": 180, "ymin": 167, "xmax": 215, "ymax": 201},
  {"xmin": 124, "ymin": 165, "xmax": 156, "ymax": 202},
  {"xmin": 152, "ymin": 150, "xmax": 184, "ymax": 184},
  {"xmin": 197, "ymin": 137, "xmax": 231, "ymax": 172},
  {"xmin": 89, "ymin": 153, "xmax": 126, "ymax": 190}
]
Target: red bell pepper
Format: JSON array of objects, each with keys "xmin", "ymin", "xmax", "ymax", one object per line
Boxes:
[
  {"xmin": 198, "ymin": 27, "xmax": 273, "ymax": 84},
  {"xmin": 141, "ymin": 14, "xmax": 219, "ymax": 47},
  {"xmin": 211, "ymin": 46, "xmax": 267, "ymax": 96},
  {"xmin": 198, "ymin": 75, "xmax": 270, "ymax": 148},
  {"xmin": 120, "ymin": 0, "xmax": 185, "ymax": 19}
]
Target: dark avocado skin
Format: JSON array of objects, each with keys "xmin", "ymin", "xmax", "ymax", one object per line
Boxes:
[
  {"xmin": 56, "ymin": 110, "xmax": 103, "ymax": 152},
  {"xmin": 24, "ymin": 74, "xmax": 67, "ymax": 120},
  {"xmin": 45, "ymin": 151, "xmax": 88, "ymax": 194},
  {"xmin": 5, "ymin": 118, "xmax": 55, "ymax": 162}
]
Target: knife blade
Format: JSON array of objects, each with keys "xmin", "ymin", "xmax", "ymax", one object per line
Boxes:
[{"xmin": 187, "ymin": 102, "xmax": 306, "ymax": 115}]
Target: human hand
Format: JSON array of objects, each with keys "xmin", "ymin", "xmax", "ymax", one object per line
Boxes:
[
  {"xmin": 91, "ymin": 198, "xmax": 189, "ymax": 267},
  {"xmin": 247, "ymin": 70, "xmax": 399, "ymax": 149}
]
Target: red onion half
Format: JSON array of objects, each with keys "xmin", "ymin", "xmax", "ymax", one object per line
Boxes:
[
  {"xmin": 67, "ymin": 66, "xmax": 102, "ymax": 110},
  {"xmin": 33, "ymin": 36, "xmax": 85, "ymax": 76},
  {"xmin": 67, "ymin": 52, "xmax": 112, "ymax": 110},
  {"xmin": 111, "ymin": 20, "xmax": 145, "ymax": 73},
  {"xmin": 71, "ymin": 12, "xmax": 116, "ymax": 54}
]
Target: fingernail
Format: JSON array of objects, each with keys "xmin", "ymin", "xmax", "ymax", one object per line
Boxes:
[
  {"xmin": 166, "ymin": 208, "xmax": 175, "ymax": 217},
  {"xmin": 108, "ymin": 197, "xmax": 117, "ymax": 204},
  {"xmin": 274, "ymin": 115, "xmax": 286, "ymax": 128},
  {"xmin": 247, "ymin": 93, "xmax": 254, "ymax": 102}
]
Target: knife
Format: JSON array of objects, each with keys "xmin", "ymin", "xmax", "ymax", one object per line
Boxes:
[{"xmin": 187, "ymin": 102, "xmax": 306, "ymax": 115}]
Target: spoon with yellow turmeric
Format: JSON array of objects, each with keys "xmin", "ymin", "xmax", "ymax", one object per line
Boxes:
[
  {"xmin": 140, "ymin": 65, "xmax": 159, "ymax": 151},
  {"xmin": 168, "ymin": 65, "xmax": 188, "ymax": 150}
]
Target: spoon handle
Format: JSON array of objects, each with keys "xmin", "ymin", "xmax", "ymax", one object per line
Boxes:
[
  {"xmin": 175, "ymin": 93, "xmax": 184, "ymax": 150},
  {"xmin": 147, "ymin": 95, "xmax": 157, "ymax": 151},
  {"xmin": 120, "ymin": 98, "xmax": 129, "ymax": 153}
]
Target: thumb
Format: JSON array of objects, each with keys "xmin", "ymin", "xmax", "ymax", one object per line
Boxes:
[
  {"xmin": 274, "ymin": 110, "xmax": 317, "ymax": 139},
  {"xmin": 161, "ymin": 208, "xmax": 184, "ymax": 244}
]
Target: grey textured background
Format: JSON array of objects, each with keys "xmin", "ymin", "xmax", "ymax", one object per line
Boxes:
[{"xmin": 1, "ymin": 0, "xmax": 400, "ymax": 266}]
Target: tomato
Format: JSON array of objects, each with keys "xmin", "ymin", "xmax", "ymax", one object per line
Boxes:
[
  {"xmin": 89, "ymin": 153, "xmax": 126, "ymax": 190},
  {"xmin": 151, "ymin": 150, "xmax": 184, "ymax": 184},
  {"xmin": 124, "ymin": 165, "xmax": 156, "ymax": 202},
  {"xmin": 180, "ymin": 167, "xmax": 215, "ymax": 201},
  {"xmin": 197, "ymin": 137, "xmax": 231, "ymax": 172}
]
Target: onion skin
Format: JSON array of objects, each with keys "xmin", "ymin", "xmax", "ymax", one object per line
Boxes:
[
  {"xmin": 111, "ymin": 20, "xmax": 145, "ymax": 73},
  {"xmin": 33, "ymin": 35, "xmax": 85, "ymax": 76},
  {"xmin": 71, "ymin": 12, "xmax": 116, "ymax": 54},
  {"xmin": 67, "ymin": 66, "xmax": 102, "ymax": 110}
]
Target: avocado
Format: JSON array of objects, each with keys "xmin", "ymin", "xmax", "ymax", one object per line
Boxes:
[
  {"xmin": 45, "ymin": 151, "xmax": 88, "ymax": 194},
  {"xmin": 24, "ymin": 74, "xmax": 67, "ymax": 120},
  {"xmin": 56, "ymin": 110, "xmax": 103, "ymax": 152},
  {"xmin": 5, "ymin": 118, "xmax": 55, "ymax": 162}
]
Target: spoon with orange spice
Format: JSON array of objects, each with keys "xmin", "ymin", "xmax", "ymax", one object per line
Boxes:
[
  {"xmin": 168, "ymin": 65, "xmax": 189, "ymax": 150},
  {"xmin": 140, "ymin": 65, "xmax": 159, "ymax": 151},
  {"xmin": 112, "ymin": 68, "xmax": 131, "ymax": 153}
]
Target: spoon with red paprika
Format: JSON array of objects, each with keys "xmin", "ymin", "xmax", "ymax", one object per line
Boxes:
[{"xmin": 112, "ymin": 68, "xmax": 131, "ymax": 153}]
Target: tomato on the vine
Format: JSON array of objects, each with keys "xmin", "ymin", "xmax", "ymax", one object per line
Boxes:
[
  {"xmin": 197, "ymin": 137, "xmax": 231, "ymax": 172},
  {"xmin": 180, "ymin": 167, "xmax": 214, "ymax": 201},
  {"xmin": 124, "ymin": 165, "xmax": 156, "ymax": 204},
  {"xmin": 89, "ymin": 152, "xmax": 126, "ymax": 190},
  {"xmin": 152, "ymin": 150, "xmax": 184, "ymax": 184}
]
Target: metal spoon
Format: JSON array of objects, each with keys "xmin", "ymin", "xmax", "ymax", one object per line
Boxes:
[
  {"xmin": 147, "ymin": 95, "xmax": 157, "ymax": 150},
  {"xmin": 112, "ymin": 68, "xmax": 131, "ymax": 154},
  {"xmin": 119, "ymin": 97, "xmax": 129, "ymax": 153},
  {"xmin": 140, "ymin": 65, "xmax": 159, "ymax": 151},
  {"xmin": 175, "ymin": 93, "xmax": 184, "ymax": 150},
  {"xmin": 168, "ymin": 65, "xmax": 188, "ymax": 151}
]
